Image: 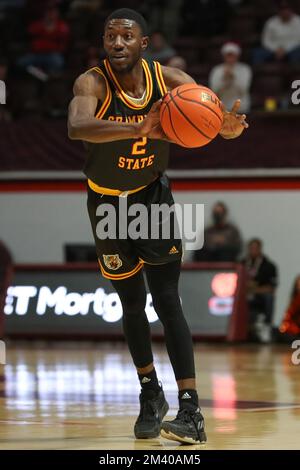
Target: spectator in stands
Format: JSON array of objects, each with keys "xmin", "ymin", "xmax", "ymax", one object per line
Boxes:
[
  {"xmin": 166, "ymin": 55, "xmax": 187, "ymax": 71},
  {"xmin": 243, "ymin": 238, "xmax": 278, "ymax": 343},
  {"xmin": 193, "ymin": 201, "xmax": 242, "ymax": 262},
  {"xmin": 253, "ymin": 0, "xmax": 300, "ymax": 65},
  {"xmin": 144, "ymin": 31, "xmax": 176, "ymax": 64},
  {"xmin": 279, "ymin": 275, "xmax": 300, "ymax": 338},
  {"xmin": 17, "ymin": 5, "xmax": 70, "ymax": 76},
  {"xmin": 209, "ymin": 42, "xmax": 252, "ymax": 113}
]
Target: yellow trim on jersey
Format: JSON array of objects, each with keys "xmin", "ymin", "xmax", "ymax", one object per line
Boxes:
[
  {"xmin": 153, "ymin": 61, "xmax": 168, "ymax": 96},
  {"xmin": 98, "ymin": 259, "xmax": 144, "ymax": 280},
  {"xmin": 138, "ymin": 257, "xmax": 167, "ymax": 265},
  {"xmin": 86, "ymin": 66, "xmax": 112, "ymax": 119},
  {"xmin": 104, "ymin": 58, "xmax": 153, "ymax": 110},
  {"xmin": 86, "ymin": 66, "xmax": 103, "ymax": 74},
  {"xmin": 88, "ymin": 178, "xmax": 148, "ymax": 196}
]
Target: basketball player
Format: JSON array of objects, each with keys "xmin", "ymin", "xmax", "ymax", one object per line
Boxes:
[{"xmin": 68, "ymin": 8, "xmax": 248, "ymax": 444}]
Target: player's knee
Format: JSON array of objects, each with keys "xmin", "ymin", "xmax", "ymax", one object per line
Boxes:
[
  {"xmin": 152, "ymin": 290, "xmax": 182, "ymax": 322},
  {"xmin": 121, "ymin": 290, "xmax": 146, "ymax": 316}
]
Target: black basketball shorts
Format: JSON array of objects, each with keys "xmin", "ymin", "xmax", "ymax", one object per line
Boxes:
[{"xmin": 87, "ymin": 174, "xmax": 183, "ymax": 280}]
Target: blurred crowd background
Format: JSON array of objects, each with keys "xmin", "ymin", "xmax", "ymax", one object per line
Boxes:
[{"xmin": 1, "ymin": 0, "xmax": 300, "ymax": 119}]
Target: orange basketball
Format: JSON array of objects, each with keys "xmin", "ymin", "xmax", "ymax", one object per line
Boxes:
[{"xmin": 160, "ymin": 84, "xmax": 224, "ymax": 148}]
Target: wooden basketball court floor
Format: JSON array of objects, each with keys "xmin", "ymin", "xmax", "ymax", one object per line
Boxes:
[{"xmin": 0, "ymin": 341, "xmax": 299, "ymax": 450}]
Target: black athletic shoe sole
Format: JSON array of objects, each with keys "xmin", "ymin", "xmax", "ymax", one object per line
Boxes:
[
  {"xmin": 160, "ymin": 424, "xmax": 207, "ymax": 445},
  {"xmin": 134, "ymin": 400, "xmax": 169, "ymax": 439}
]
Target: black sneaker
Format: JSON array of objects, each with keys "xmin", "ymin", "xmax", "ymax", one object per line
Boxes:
[
  {"xmin": 161, "ymin": 404, "xmax": 207, "ymax": 444},
  {"xmin": 134, "ymin": 387, "xmax": 169, "ymax": 439}
]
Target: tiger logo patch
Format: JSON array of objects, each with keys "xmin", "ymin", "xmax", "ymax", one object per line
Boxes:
[{"xmin": 103, "ymin": 254, "xmax": 123, "ymax": 270}]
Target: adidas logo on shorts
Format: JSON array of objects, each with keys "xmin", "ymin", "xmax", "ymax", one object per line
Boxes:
[{"xmin": 169, "ymin": 245, "xmax": 179, "ymax": 254}]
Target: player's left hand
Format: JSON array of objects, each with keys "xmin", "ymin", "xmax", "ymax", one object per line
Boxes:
[{"xmin": 219, "ymin": 99, "xmax": 249, "ymax": 139}]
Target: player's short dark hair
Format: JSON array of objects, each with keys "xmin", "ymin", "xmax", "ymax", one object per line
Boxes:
[{"xmin": 104, "ymin": 8, "xmax": 148, "ymax": 36}]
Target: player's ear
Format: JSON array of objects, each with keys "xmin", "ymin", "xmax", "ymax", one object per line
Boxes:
[{"xmin": 141, "ymin": 36, "xmax": 149, "ymax": 51}]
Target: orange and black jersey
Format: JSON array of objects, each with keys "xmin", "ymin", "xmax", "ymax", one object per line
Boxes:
[{"xmin": 83, "ymin": 59, "xmax": 170, "ymax": 192}]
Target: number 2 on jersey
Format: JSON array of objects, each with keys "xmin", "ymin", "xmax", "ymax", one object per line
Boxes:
[{"xmin": 131, "ymin": 137, "xmax": 147, "ymax": 155}]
